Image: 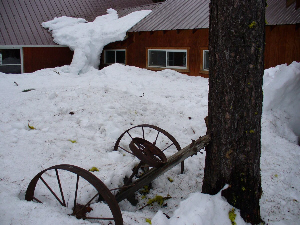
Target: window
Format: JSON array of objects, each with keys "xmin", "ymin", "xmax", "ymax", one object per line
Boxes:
[
  {"xmin": 148, "ymin": 49, "xmax": 188, "ymax": 69},
  {"xmin": 0, "ymin": 49, "xmax": 22, "ymax": 74},
  {"xmin": 104, "ymin": 49, "xmax": 126, "ymax": 64},
  {"xmin": 200, "ymin": 48, "xmax": 209, "ymax": 75},
  {"xmin": 203, "ymin": 50, "xmax": 209, "ymax": 71}
]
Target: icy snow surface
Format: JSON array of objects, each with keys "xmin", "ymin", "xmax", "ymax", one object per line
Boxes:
[{"xmin": 0, "ymin": 62, "xmax": 299, "ymax": 225}]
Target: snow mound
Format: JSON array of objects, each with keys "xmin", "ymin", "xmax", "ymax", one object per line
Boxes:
[
  {"xmin": 263, "ymin": 61, "xmax": 300, "ymax": 143},
  {"xmin": 42, "ymin": 9, "xmax": 151, "ymax": 75},
  {"xmin": 152, "ymin": 186, "xmax": 246, "ymax": 225}
]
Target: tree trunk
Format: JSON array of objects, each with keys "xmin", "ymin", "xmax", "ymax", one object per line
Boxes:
[{"xmin": 202, "ymin": 0, "xmax": 265, "ymax": 224}]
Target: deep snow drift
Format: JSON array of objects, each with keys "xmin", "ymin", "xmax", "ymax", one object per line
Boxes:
[{"xmin": 0, "ymin": 62, "xmax": 299, "ymax": 225}]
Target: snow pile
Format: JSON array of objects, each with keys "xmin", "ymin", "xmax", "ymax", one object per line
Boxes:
[
  {"xmin": 152, "ymin": 186, "xmax": 245, "ymax": 225},
  {"xmin": 42, "ymin": 9, "xmax": 151, "ymax": 75},
  {"xmin": 0, "ymin": 62, "xmax": 299, "ymax": 225},
  {"xmin": 263, "ymin": 61, "xmax": 300, "ymax": 143}
]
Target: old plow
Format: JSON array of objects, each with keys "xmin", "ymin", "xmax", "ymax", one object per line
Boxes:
[{"xmin": 25, "ymin": 124, "xmax": 210, "ymax": 225}]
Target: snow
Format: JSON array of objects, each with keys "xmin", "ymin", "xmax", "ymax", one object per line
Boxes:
[
  {"xmin": 42, "ymin": 9, "xmax": 151, "ymax": 75},
  {"xmin": 263, "ymin": 62, "xmax": 300, "ymax": 143},
  {"xmin": 0, "ymin": 61, "xmax": 299, "ymax": 225},
  {"xmin": 0, "ymin": 9, "xmax": 299, "ymax": 225}
]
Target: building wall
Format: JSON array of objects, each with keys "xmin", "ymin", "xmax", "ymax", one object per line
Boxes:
[
  {"xmin": 21, "ymin": 25, "xmax": 299, "ymax": 75},
  {"xmin": 102, "ymin": 24, "xmax": 299, "ymax": 77},
  {"xmin": 265, "ymin": 24, "xmax": 300, "ymax": 69},
  {"xmin": 23, "ymin": 47, "xmax": 73, "ymax": 73},
  {"xmin": 102, "ymin": 29, "xmax": 209, "ymax": 77}
]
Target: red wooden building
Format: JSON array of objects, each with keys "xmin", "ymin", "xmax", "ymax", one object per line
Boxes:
[
  {"xmin": 103, "ymin": 0, "xmax": 300, "ymax": 77},
  {"xmin": 1, "ymin": 0, "xmax": 299, "ymax": 76}
]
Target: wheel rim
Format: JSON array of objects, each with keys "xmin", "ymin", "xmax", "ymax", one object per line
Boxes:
[
  {"xmin": 114, "ymin": 124, "xmax": 183, "ymax": 173},
  {"xmin": 25, "ymin": 164, "xmax": 123, "ymax": 225}
]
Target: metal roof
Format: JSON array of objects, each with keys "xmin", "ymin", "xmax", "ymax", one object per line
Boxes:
[
  {"xmin": 117, "ymin": 3, "xmax": 161, "ymax": 18},
  {"xmin": 128, "ymin": 0, "xmax": 300, "ymax": 32},
  {"xmin": 1, "ymin": 0, "xmax": 300, "ymax": 46},
  {"xmin": 0, "ymin": 0, "xmax": 153, "ymax": 46},
  {"xmin": 266, "ymin": 0, "xmax": 300, "ymax": 25},
  {"xmin": 128, "ymin": 0, "xmax": 209, "ymax": 31}
]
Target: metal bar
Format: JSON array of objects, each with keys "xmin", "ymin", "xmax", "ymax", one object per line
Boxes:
[
  {"xmin": 33, "ymin": 196, "xmax": 42, "ymax": 203},
  {"xmin": 162, "ymin": 143, "xmax": 174, "ymax": 152},
  {"xmin": 55, "ymin": 169, "xmax": 66, "ymax": 206},
  {"xmin": 74, "ymin": 174, "xmax": 80, "ymax": 207},
  {"xmin": 126, "ymin": 131, "xmax": 133, "ymax": 139},
  {"xmin": 154, "ymin": 131, "xmax": 160, "ymax": 145},
  {"xmin": 73, "ymin": 192, "xmax": 99, "ymax": 216},
  {"xmin": 117, "ymin": 146, "xmax": 135, "ymax": 155},
  {"xmin": 40, "ymin": 176, "xmax": 65, "ymax": 206}
]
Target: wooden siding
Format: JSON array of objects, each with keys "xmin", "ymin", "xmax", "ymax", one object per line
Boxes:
[
  {"xmin": 102, "ymin": 24, "xmax": 299, "ymax": 77},
  {"xmin": 265, "ymin": 24, "xmax": 300, "ymax": 69},
  {"xmin": 102, "ymin": 29, "xmax": 209, "ymax": 77},
  {"xmin": 23, "ymin": 47, "xmax": 73, "ymax": 73}
]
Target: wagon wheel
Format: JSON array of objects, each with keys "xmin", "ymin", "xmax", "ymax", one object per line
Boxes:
[
  {"xmin": 25, "ymin": 164, "xmax": 123, "ymax": 225},
  {"xmin": 114, "ymin": 124, "xmax": 183, "ymax": 173},
  {"xmin": 129, "ymin": 138, "xmax": 167, "ymax": 168}
]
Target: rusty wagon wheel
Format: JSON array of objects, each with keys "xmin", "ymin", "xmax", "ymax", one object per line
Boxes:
[
  {"xmin": 25, "ymin": 164, "xmax": 123, "ymax": 225},
  {"xmin": 114, "ymin": 124, "xmax": 183, "ymax": 173},
  {"xmin": 129, "ymin": 137, "xmax": 167, "ymax": 168}
]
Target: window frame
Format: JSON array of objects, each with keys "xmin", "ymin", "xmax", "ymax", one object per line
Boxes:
[
  {"xmin": 200, "ymin": 47, "xmax": 209, "ymax": 75},
  {"xmin": 0, "ymin": 47, "xmax": 23, "ymax": 74},
  {"xmin": 103, "ymin": 49, "xmax": 126, "ymax": 65},
  {"xmin": 146, "ymin": 47, "xmax": 189, "ymax": 72},
  {"xmin": 203, "ymin": 50, "xmax": 209, "ymax": 71}
]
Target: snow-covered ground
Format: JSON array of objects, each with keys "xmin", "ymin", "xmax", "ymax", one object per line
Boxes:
[{"xmin": 0, "ymin": 62, "xmax": 299, "ymax": 225}]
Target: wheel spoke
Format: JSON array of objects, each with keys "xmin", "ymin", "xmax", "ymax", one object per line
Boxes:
[
  {"xmin": 40, "ymin": 176, "xmax": 65, "ymax": 206},
  {"xmin": 154, "ymin": 131, "xmax": 160, "ymax": 145},
  {"xmin": 74, "ymin": 174, "xmax": 80, "ymax": 207},
  {"xmin": 73, "ymin": 192, "xmax": 99, "ymax": 216},
  {"xmin": 142, "ymin": 126, "xmax": 145, "ymax": 139},
  {"xmin": 126, "ymin": 131, "xmax": 133, "ymax": 139},
  {"xmin": 162, "ymin": 143, "xmax": 174, "ymax": 152},
  {"xmin": 33, "ymin": 196, "xmax": 42, "ymax": 203},
  {"xmin": 55, "ymin": 169, "xmax": 66, "ymax": 206},
  {"xmin": 118, "ymin": 146, "xmax": 135, "ymax": 155}
]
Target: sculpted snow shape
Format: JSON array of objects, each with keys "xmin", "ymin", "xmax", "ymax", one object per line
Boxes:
[{"xmin": 42, "ymin": 9, "xmax": 151, "ymax": 74}]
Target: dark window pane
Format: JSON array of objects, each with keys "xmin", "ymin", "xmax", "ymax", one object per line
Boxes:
[
  {"xmin": 149, "ymin": 50, "xmax": 166, "ymax": 67},
  {"xmin": 0, "ymin": 49, "xmax": 21, "ymax": 64},
  {"xmin": 0, "ymin": 65, "xmax": 21, "ymax": 74},
  {"xmin": 167, "ymin": 52, "xmax": 186, "ymax": 67},
  {"xmin": 116, "ymin": 51, "xmax": 125, "ymax": 64},
  {"xmin": 203, "ymin": 50, "xmax": 209, "ymax": 70},
  {"xmin": 105, "ymin": 51, "xmax": 115, "ymax": 64}
]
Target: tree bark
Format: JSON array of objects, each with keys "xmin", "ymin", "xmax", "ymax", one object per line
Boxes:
[{"xmin": 202, "ymin": 1, "xmax": 265, "ymax": 224}]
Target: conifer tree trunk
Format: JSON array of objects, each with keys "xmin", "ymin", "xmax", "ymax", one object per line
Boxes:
[{"xmin": 202, "ymin": 1, "xmax": 265, "ymax": 224}]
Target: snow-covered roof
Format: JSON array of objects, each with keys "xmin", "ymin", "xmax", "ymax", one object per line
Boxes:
[{"xmin": 0, "ymin": 0, "xmax": 153, "ymax": 46}]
